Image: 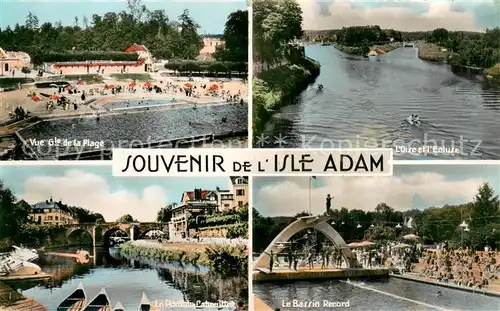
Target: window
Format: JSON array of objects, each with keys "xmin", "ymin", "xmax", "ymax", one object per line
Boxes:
[
  {"xmin": 47, "ymin": 216, "xmax": 53, "ymax": 220},
  {"xmin": 224, "ymin": 204, "xmax": 230, "ymax": 208},
  {"xmin": 55, "ymin": 216, "xmax": 59, "ymax": 220},
  {"xmin": 238, "ymin": 201, "xmax": 244, "ymax": 206},
  {"xmin": 236, "ymin": 189, "xmax": 245, "ymax": 196}
]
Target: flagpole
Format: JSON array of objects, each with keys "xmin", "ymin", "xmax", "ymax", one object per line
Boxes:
[{"xmin": 309, "ymin": 177, "xmax": 312, "ymax": 215}]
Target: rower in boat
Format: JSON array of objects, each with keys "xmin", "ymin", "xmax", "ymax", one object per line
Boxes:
[
  {"xmin": 113, "ymin": 302, "xmax": 125, "ymax": 311},
  {"xmin": 406, "ymin": 114, "xmax": 421, "ymax": 126},
  {"xmin": 139, "ymin": 293, "xmax": 157, "ymax": 311},
  {"xmin": 57, "ymin": 282, "xmax": 87, "ymax": 311},
  {"xmin": 317, "ymin": 84, "xmax": 324, "ymax": 92},
  {"xmin": 83, "ymin": 288, "xmax": 112, "ymax": 311}
]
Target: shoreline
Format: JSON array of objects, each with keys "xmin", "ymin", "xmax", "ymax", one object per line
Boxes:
[
  {"xmin": 391, "ymin": 273, "xmax": 500, "ymax": 298},
  {"xmin": 253, "ymin": 57, "xmax": 320, "ymax": 137}
]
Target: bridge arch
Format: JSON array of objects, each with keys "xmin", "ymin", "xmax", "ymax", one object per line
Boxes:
[
  {"xmin": 102, "ymin": 227, "xmax": 130, "ymax": 246},
  {"xmin": 253, "ymin": 216, "xmax": 361, "ymax": 269},
  {"xmin": 66, "ymin": 228, "xmax": 93, "ymax": 245}
]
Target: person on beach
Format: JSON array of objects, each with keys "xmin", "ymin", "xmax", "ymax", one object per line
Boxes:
[{"xmin": 326, "ymin": 194, "xmax": 332, "ymax": 214}]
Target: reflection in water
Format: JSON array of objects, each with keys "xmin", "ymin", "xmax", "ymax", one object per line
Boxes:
[
  {"xmin": 255, "ymin": 278, "xmax": 500, "ymax": 311},
  {"xmin": 6, "ymin": 247, "xmax": 247, "ymax": 310},
  {"xmin": 263, "ymin": 45, "xmax": 500, "ymax": 159}
]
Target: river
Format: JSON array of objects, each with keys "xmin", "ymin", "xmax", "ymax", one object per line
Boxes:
[
  {"xmin": 5, "ymin": 247, "xmax": 247, "ymax": 310},
  {"xmin": 262, "ymin": 45, "xmax": 500, "ymax": 160},
  {"xmin": 254, "ymin": 277, "xmax": 500, "ymax": 311}
]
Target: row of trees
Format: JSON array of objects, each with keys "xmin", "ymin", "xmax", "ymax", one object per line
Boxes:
[
  {"xmin": 253, "ymin": 183, "xmax": 500, "ymax": 252},
  {"xmin": 336, "ymin": 25, "xmax": 389, "ymax": 47},
  {"xmin": 213, "ymin": 10, "xmax": 248, "ymax": 63},
  {"xmin": 427, "ymin": 27, "xmax": 500, "ymax": 69},
  {"xmin": 164, "ymin": 60, "xmax": 247, "ymax": 75},
  {"xmin": 0, "ymin": 180, "xmax": 105, "ymax": 248},
  {"xmin": 0, "ymin": 0, "xmax": 203, "ymax": 62}
]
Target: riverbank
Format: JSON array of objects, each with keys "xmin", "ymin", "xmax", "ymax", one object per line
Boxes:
[
  {"xmin": 253, "ymin": 57, "xmax": 320, "ymax": 137},
  {"xmin": 391, "ymin": 273, "xmax": 500, "ymax": 298},
  {"xmin": 417, "ymin": 42, "xmax": 451, "ymax": 62},
  {"xmin": 334, "ymin": 43, "xmax": 400, "ymax": 56},
  {"xmin": 119, "ymin": 240, "xmax": 247, "ymax": 276}
]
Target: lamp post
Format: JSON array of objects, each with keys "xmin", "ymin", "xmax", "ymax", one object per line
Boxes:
[{"xmin": 459, "ymin": 220, "xmax": 468, "ymax": 248}]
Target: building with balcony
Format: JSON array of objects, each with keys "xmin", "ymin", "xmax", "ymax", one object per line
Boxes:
[
  {"xmin": 29, "ymin": 197, "xmax": 78, "ymax": 225},
  {"xmin": 167, "ymin": 176, "xmax": 248, "ymax": 241}
]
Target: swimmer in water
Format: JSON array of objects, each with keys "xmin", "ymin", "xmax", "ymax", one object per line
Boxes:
[{"xmin": 436, "ymin": 291, "xmax": 442, "ymax": 297}]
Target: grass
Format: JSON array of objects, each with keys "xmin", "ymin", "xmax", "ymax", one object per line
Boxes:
[
  {"xmin": 417, "ymin": 43, "xmax": 451, "ymax": 62},
  {"xmin": 48, "ymin": 74, "xmax": 103, "ymax": 83},
  {"xmin": 109, "ymin": 73, "xmax": 152, "ymax": 81},
  {"xmin": 334, "ymin": 44, "xmax": 367, "ymax": 56},
  {"xmin": 486, "ymin": 64, "xmax": 500, "ymax": 81}
]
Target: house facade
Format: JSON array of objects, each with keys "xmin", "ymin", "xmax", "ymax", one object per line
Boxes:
[
  {"xmin": 29, "ymin": 197, "xmax": 78, "ymax": 226},
  {"xmin": 198, "ymin": 37, "xmax": 224, "ymax": 61},
  {"xmin": 0, "ymin": 48, "xmax": 31, "ymax": 74}
]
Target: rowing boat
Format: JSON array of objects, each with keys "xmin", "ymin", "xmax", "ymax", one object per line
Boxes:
[
  {"xmin": 113, "ymin": 302, "xmax": 125, "ymax": 311},
  {"xmin": 139, "ymin": 293, "xmax": 157, "ymax": 311},
  {"xmin": 83, "ymin": 288, "xmax": 112, "ymax": 311},
  {"xmin": 57, "ymin": 282, "xmax": 87, "ymax": 311}
]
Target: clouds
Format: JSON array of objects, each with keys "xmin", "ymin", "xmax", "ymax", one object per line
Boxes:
[
  {"xmin": 18, "ymin": 170, "xmax": 168, "ymax": 222},
  {"xmin": 299, "ymin": 0, "xmax": 497, "ymax": 31},
  {"xmin": 255, "ymin": 172, "xmax": 485, "ymax": 217}
]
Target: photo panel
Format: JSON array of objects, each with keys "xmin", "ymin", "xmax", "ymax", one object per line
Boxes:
[
  {"xmin": 0, "ymin": 165, "xmax": 249, "ymax": 310},
  {"xmin": 252, "ymin": 164, "xmax": 500, "ymax": 310},
  {"xmin": 252, "ymin": 0, "xmax": 500, "ymax": 160},
  {"xmin": 0, "ymin": 0, "xmax": 249, "ymax": 161}
]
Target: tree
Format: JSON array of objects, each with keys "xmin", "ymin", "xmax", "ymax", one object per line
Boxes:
[
  {"xmin": 429, "ymin": 28, "xmax": 449, "ymax": 44},
  {"xmin": 117, "ymin": 214, "xmax": 137, "ymax": 223},
  {"xmin": 156, "ymin": 203, "xmax": 177, "ymax": 222},
  {"xmin": 176, "ymin": 9, "xmax": 203, "ymax": 60},
  {"xmin": 471, "ymin": 182, "xmax": 499, "ymax": 228},
  {"xmin": 214, "ymin": 10, "xmax": 248, "ymax": 63},
  {"xmin": 0, "ymin": 181, "xmax": 30, "ymax": 242}
]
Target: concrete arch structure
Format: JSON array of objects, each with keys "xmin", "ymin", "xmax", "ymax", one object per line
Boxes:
[{"xmin": 253, "ymin": 216, "xmax": 361, "ymax": 269}]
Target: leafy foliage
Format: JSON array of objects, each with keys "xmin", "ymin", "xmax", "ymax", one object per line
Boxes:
[
  {"xmin": 205, "ymin": 244, "xmax": 247, "ymax": 276},
  {"xmin": 336, "ymin": 25, "xmax": 388, "ymax": 47},
  {"xmin": 164, "ymin": 60, "xmax": 247, "ymax": 74},
  {"xmin": 213, "ymin": 10, "xmax": 248, "ymax": 63},
  {"xmin": 117, "ymin": 214, "xmax": 137, "ymax": 223},
  {"xmin": 0, "ymin": 0, "xmax": 203, "ymax": 62}
]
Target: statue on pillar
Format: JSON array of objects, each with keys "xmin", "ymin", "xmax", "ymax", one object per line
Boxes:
[{"xmin": 326, "ymin": 194, "xmax": 333, "ymax": 214}]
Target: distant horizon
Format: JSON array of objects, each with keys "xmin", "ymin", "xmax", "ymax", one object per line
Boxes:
[{"xmin": 304, "ymin": 28, "xmax": 489, "ymax": 34}]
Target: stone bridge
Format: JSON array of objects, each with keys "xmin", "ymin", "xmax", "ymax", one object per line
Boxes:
[
  {"xmin": 64, "ymin": 222, "xmax": 169, "ymax": 246},
  {"xmin": 253, "ymin": 215, "xmax": 361, "ymax": 270}
]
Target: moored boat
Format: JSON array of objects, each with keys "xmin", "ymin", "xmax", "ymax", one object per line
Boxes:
[
  {"xmin": 11, "ymin": 246, "xmax": 39, "ymax": 262},
  {"xmin": 0, "ymin": 255, "xmax": 48, "ymax": 281},
  {"xmin": 57, "ymin": 282, "xmax": 87, "ymax": 311},
  {"xmin": 113, "ymin": 302, "xmax": 125, "ymax": 311},
  {"xmin": 139, "ymin": 293, "xmax": 157, "ymax": 311},
  {"xmin": 83, "ymin": 288, "xmax": 112, "ymax": 311}
]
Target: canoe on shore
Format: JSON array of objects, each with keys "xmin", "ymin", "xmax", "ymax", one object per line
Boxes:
[
  {"xmin": 139, "ymin": 293, "xmax": 157, "ymax": 311},
  {"xmin": 83, "ymin": 288, "xmax": 112, "ymax": 311},
  {"xmin": 57, "ymin": 282, "xmax": 87, "ymax": 311}
]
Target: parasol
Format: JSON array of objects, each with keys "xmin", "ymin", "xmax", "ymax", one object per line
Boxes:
[
  {"xmin": 184, "ymin": 82, "xmax": 192, "ymax": 88},
  {"xmin": 357, "ymin": 240, "xmax": 375, "ymax": 247},
  {"xmin": 31, "ymin": 95, "xmax": 41, "ymax": 102},
  {"xmin": 402, "ymin": 234, "xmax": 420, "ymax": 240},
  {"xmin": 50, "ymin": 94, "xmax": 60, "ymax": 100},
  {"xmin": 76, "ymin": 80, "xmax": 85, "ymax": 86},
  {"xmin": 144, "ymin": 81, "xmax": 152, "ymax": 88},
  {"xmin": 209, "ymin": 84, "xmax": 219, "ymax": 91},
  {"xmin": 66, "ymin": 84, "xmax": 73, "ymax": 90},
  {"xmin": 346, "ymin": 242, "xmax": 360, "ymax": 248},
  {"xmin": 129, "ymin": 81, "xmax": 136, "ymax": 88}
]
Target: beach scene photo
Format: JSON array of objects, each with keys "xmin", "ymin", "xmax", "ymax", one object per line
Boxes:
[
  {"xmin": 252, "ymin": 165, "xmax": 500, "ymax": 310},
  {"xmin": 0, "ymin": 0, "xmax": 248, "ymax": 160},
  {"xmin": 0, "ymin": 167, "xmax": 249, "ymax": 310},
  {"xmin": 253, "ymin": 0, "xmax": 500, "ymax": 160}
]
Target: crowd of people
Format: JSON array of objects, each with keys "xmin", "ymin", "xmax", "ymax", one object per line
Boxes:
[{"xmin": 417, "ymin": 247, "xmax": 500, "ymax": 290}]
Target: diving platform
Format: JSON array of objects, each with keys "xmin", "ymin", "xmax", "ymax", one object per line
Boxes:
[{"xmin": 253, "ymin": 267, "xmax": 390, "ymax": 282}]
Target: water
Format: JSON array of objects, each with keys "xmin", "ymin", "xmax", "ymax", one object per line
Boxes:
[
  {"xmin": 254, "ymin": 278, "xmax": 500, "ymax": 311},
  {"xmin": 17, "ymin": 102, "xmax": 248, "ymax": 158},
  {"xmin": 103, "ymin": 99, "xmax": 179, "ymax": 110},
  {"xmin": 7, "ymin": 247, "xmax": 246, "ymax": 310},
  {"xmin": 262, "ymin": 45, "xmax": 500, "ymax": 159}
]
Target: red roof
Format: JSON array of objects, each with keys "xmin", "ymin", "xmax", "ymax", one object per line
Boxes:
[
  {"xmin": 184, "ymin": 190, "xmax": 209, "ymax": 201},
  {"xmin": 124, "ymin": 44, "xmax": 149, "ymax": 53}
]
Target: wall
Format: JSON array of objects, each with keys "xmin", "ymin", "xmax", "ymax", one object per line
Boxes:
[
  {"xmin": 31, "ymin": 210, "xmax": 77, "ymax": 225},
  {"xmin": 200, "ymin": 38, "xmax": 224, "ymax": 55},
  {"xmin": 49, "ymin": 64, "xmax": 147, "ymax": 75}
]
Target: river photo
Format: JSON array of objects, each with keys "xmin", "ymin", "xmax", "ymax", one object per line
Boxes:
[
  {"xmin": 252, "ymin": 0, "xmax": 500, "ymax": 160},
  {"xmin": 5, "ymin": 247, "xmax": 246, "ymax": 311},
  {"xmin": 262, "ymin": 44, "xmax": 500, "ymax": 159}
]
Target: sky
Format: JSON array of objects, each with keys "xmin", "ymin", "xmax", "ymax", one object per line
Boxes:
[
  {"xmin": 300, "ymin": 0, "xmax": 500, "ymax": 32},
  {"xmin": 0, "ymin": 0, "xmax": 247, "ymax": 34},
  {"xmin": 0, "ymin": 165, "xmax": 231, "ymax": 222},
  {"xmin": 254, "ymin": 165, "xmax": 500, "ymax": 217}
]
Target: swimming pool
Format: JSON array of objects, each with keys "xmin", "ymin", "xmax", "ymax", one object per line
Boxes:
[{"xmin": 103, "ymin": 99, "xmax": 179, "ymax": 110}]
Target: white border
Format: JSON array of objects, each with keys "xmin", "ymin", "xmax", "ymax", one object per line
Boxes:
[
  {"xmin": 247, "ymin": 1, "xmax": 253, "ymax": 148},
  {"xmin": 247, "ymin": 173, "xmax": 254, "ymax": 311}
]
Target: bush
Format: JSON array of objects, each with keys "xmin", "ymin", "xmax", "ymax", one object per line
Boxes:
[
  {"xmin": 31, "ymin": 51, "xmax": 138, "ymax": 65},
  {"xmin": 21, "ymin": 67, "xmax": 31, "ymax": 74}
]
